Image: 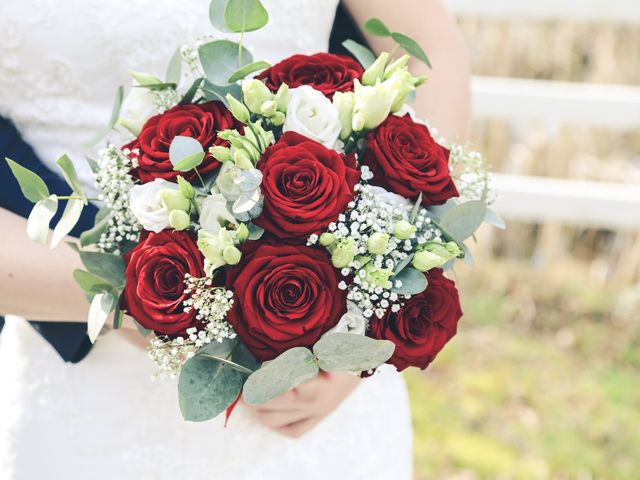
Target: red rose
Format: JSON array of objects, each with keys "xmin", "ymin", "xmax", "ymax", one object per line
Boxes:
[
  {"xmin": 363, "ymin": 114, "xmax": 458, "ymax": 206},
  {"xmin": 225, "ymin": 241, "xmax": 347, "ymax": 361},
  {"xmin": 254, "ymin": 131, "xmax": 359, "ymax": 241},
  {"xmin": 369, "ymin": 269, "xmax": 462, "ymax": 371},
  {"xmin": 128, "ymin": 101, "xmax": 241, "ymax": 183},
  {"xmin": 122, "ymin": 230, "xmax": 205, "ymax": 336},
  {"xmin": 256, "ymin": 53, "xmax": 363, "ymax": 98}
]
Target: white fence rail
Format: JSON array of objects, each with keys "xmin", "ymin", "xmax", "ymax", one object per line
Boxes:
[{"xmin": 445, "ymin": 0, "xmax": 640, "ymax": 24}]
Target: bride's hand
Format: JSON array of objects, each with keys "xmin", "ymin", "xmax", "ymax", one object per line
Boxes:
[{"xmin": 244, "ymin": 371, "xmax": 361, "ymax": 438}]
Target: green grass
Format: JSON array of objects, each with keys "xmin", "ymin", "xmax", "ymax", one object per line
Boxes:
[{"xmin": 407, "ymin": 261, "xmax": 640, "ymax": 479}]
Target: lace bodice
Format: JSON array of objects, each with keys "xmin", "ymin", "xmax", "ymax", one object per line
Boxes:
[{"xmin": 0, "ymin": 0, "xmax": 340, "ymax": 186}]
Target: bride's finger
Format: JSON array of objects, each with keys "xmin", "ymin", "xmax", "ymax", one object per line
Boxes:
[{"xmin": 252, "ymin": 409, "xmax": 313, "ymax": 429}]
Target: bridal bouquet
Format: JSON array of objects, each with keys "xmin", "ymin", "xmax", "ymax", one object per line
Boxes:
[{"xmin": 6, "ymin": 0, "xmax": 502, "ymax": 421}]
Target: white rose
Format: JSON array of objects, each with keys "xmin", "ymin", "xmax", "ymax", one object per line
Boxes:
[
  {"xmin": 325, "ymin": 301, "xmax": 366, "ymax": 336},
  {"xmin": 368, "ymin": 185, "xmax": 412, "ymax": 211},
  {"xmin": 283, "ymin": 86, "xmax": 341, "ymax": 148},
  {"xmin": 198, "ymin": 193, "xmax": 237, "ymax": 234},
  {"xmin": 129, "ymin": 179, "xmax": 177, "ymax": 233},
  {"xmin": 117, "ymin": 80, "xmax": 158, "ymax": 136}
]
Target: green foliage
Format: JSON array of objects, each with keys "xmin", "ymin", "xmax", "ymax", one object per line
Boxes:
[
  {"xmin": 243, "ymin": 347, "xmax": 319, "ymax": 405},
  {"xmin": 484, "ymin": 207, "xmax": 506, "ymax": 230},
  {"xmin": 55, "ymin": 155, "xmax": 86, "ymax": 202},
  {"xmin": 179, "ymin": 77, "xmax": 204, "ymax": 105},
  {"xmin": 169, "ymin": 136, "xmax": 205, "ymax": 171},
  {"xmin": 341, "ymin": 39, "xmax": 376, "ymax": 69},
  {"xmin": 27, "ymin": 195, "xmax": 58, "ymax": 244},
  {"xmin": 209, "ymin": 0, "xmax": 231, "ymax": 32},
  {"xmin": 178, "ymin": 340, "xmax": 245, "ymax": 422},
  {"xmin": 165, "ymin": 47, "xmax": 183, "ymax": 84},
  {"xmin": 79, "ymin": 251, "xmax": 126, "ymax": 287},
  {"xmin": 83, "ymin": 85, "xmax": 124, "ymax": 148},
  {"xmin": 202, "ymin": 80, "xmax": 242, "ymax": 106},
  {"xmin": 227, "ymin": 60, "xmax": 271, "ymax": 83},
  {"xmin": 313, "ymin": 333, "xmax": 395, "ymax": 372},
  {"xmin": 439, "ymin": 200, "xmax": 486, "ymax": 243},
  {"xmin": 409, "ymin": 192, "xmax": 423, "ymax": 223},
  {"xmin": 73, "ymin": 269, "xmax": 113, "ymax": 295},
  {"xmin": 391, "ymin": 267, "xmax": 428, "ymax": 295},
  {"xmin": 87, "ymin": 292, "xmax": 116, "ymax": 343},
  {"xmin": 5, "ymin": 158, "xmax": 50, "ymax": 203},
  {"xmin": 80, "ymin": 208, "xmax": 111, "ymax": 247},
  {"xmin": 224, "ymin": 0, "xmax": 269, "ymax": 33},
  {"xmin": 50, "ymin": 198, "xmax": 83, "ymax": 248},
  {"xmin": 198, "ymin": 40, "xmax": 253, "ymax": 86},
  {"xmin": 364, "ymin": 18, "xmax": 391, "ymax": 37}
]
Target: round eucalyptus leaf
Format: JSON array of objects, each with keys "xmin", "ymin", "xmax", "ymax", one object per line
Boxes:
[
  {"xmin": 313, "ymin": 333, "xmax": 395, "ymax": 373},
  {"xmin": 243, "ymin": 347, "xmax": 319, "ymax": 405},
  {"xmin": 391, "ymin": 267, "xmax": 428, "ymax": 296},
  {"xmin": 439, "ymin": 200, "xmax": 486, "ymax": 243},
  {"xmin": 169, "ymin": 135, "xmax": 205, "ymax": 168},
  {"xmin": 209, "ymin": 0, "xmax": 231, "ymax": 32},
  {"xmin": 178, "ymin": 346, "xmax": 244, "ymax": 422},
  {"xmin": 227, "ymin": 60, "xmax": 271, "ymax": 83},
  {"xmin": 224, "ymin": 0, "xmax": 269, "ymax": 33},
  {"xmin": 198, "ymin": 40, "xmax": 253, "ymax": 86}
]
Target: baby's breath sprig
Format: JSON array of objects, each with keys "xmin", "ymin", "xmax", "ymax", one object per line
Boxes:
[
  {"xmin": 94, "ymin": 145, "xmax": 141, "ymax": 253},
  {"xmin": 148, "ymin": 275, "xmax": 236, "ymax": 378}
]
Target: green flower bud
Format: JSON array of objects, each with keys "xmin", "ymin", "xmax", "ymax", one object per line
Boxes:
[
  {"xmin": 393, "ymin": 220, "xmax": 416, "ymax": 240},
  {"xmin": 270, "ymin": 111, "xmax": 285, "ymax": 127},
  {"xmin": 382, "ymin": 54, "xmax": 409, "ymax": 80},
  {"xmin": 226, "ymin": 94, "xmax": 251, "ymax": 123},
  {"xmin": 235, "ymin": 223, "xmax": 249, "ymax": 243},
  {"xmin": 242, "ymin": 79, "xmax": 273, "ymax": 114},
  {"xmin": 274, "ymin": 83, "xmax": 290, "ymax": 112},
  {"xmin": 209, "ymin": 145, "xmax": 233, "ymax": 163},
  {"xmin": 169, "ymin": 209, "xmax": 190, "ymax": 231},
  {"xmin": 160, "ymin": 189, "xmax": 190, "ymax": 212},
  {"xmin": 197, "ymin": 228, "xmax": 235, "ymax": 271},
  {"xmin": 352, "ymin": 79, "xmax": 394, "ymax": 131},
  {"xmin": 222, "ymin": 245, "xmax": 242, "ymax": 265},
  {"xmin": 412, "ymin": 250, "xmax": 443, "ymax": 272},
  {"xmin": 176, "ymin": 175, "xmax": 195, "ymax": 200},
  {"xmin": 331, "ymin": 239, "xmax": 355, "ymax": 268},
  {"xmin": 362, "ymin": 263, "xmax": 393, "ymax": 289},
  {"xmin": 367, "ymin": 232, "xmax": 390, "ymax": 255},
  {"xmin": 351, "ymin": 112, "xmax": 365, "ymax": 132},
  {"xmin": 362, "ymin": 52, "xmax": 390, "ymax": 86},
  {"xmin": 414, "ymin": 74, "xmax": 428, "ymax": 87},
  {"xmin": 319, "ymin": 232, "xmax": 337, "ymax": 247},
  {"xmin": 129, "ymin": 70, "xmax": 162, "ymax": 86},
  {"xmin": 260, "ymin": 100, "xmax": 277, "ymax": 117},
  {"xmin": 333, "ymin": 91, "xmax": 355, "ymax": 140},
  {"xmin": 233, "ymin": 149, "xmax": 254, "ymax": 170},
  {"xmin": 423, "ymin": 241, "xmax": 463, "ymax": 263}
]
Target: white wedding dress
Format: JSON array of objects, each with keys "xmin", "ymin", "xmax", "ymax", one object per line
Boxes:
[{"xmin": 0, "ymin": 1, "xmax": 413, "ymax": 478}]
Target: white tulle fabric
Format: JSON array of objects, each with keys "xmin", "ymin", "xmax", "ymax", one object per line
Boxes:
[{"xmin": 0, "ymin": 0, "xmax": 413, "ymax": 478}]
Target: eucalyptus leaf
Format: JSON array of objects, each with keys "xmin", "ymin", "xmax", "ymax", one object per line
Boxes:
[
  {"xmin": 484, "ymin": 207, "xmax": 506, "ymax": 230},
  {"xmin": 197, "ymin": 338, "xmax": 254, "ymax": 375},
  {"xmin": 202, "ymin": 80, "xmax": 242, "ymax": 106},
  {"xmin": 27, "ymin": 195, "xmax": 58, "ymax": 244},
  {"xmin": 427, "ymin": 197, "xmax": 457, "ymax": 222},
  {"xmin": 209, "ymin": 0, "xmax": 231, "ymax": 32},
  {"xmin": 79, "ymin": 251, "xmax": 126, "ymax": 287},
  {"xmin": 133, "ymin": 82, "xmax": 177, "ymax": 90},
  {"xmin": 73, "ymin": 269, "xmax": 113, "ymax": 295},
  {"xmin": 165, "ymin": 47, "xmax": 183, "ymax": 84},
  {"xmin": 409, "ymin": 192, "xmax": 423, "ymax": 223},
  {"xmin": 341, "ymin": 39, "xmax": 376, "ymax": 69},
  {"xmin": 50, "ymin": 198, "xmax": 83, "ymax": 248},
  {"xmin": 133, "ymin": 319, "xmax": 152, "ymax": 337},
  {"xmin": 198, "ymin": 40, "xmax": 253, "ymax": 86},
  {"xmin": 232, "ymin": 341, "xmax": 261, "ymax": 373},
  {"xmin": 224, "ymin": 0, "xmax": 269, "ymax": 33},
  {"xmin": 313, "ymin": 333, "xmax": 395, "ymax": 373},
  {"xmin": 247, "ymin": 223, "xmax": 264, "ymax": 240},
  {"xmin": 439, "ymin": 200, "xmax": 486, "ymax": 243},
  {"xmin": 390, "ymin": 32, "xmax": 432, "ymax": 68},
  {"xmin": 5, "ymin": 158, "xmax": 49, "ymax": 203},
  {"xmin": 83, "ymin": 85, "xmax": 124, "ymax": 148},
  {"xmin": 80, "ymin": 208, "xmax": 111, "ymax": 247},
  {"xmin": 169, "ymin": 136, "xmax": 205, "ymax": 168},
  {"xmin": 364, "ymin": 18, "xmax": 391, "ymax": 37},
  {"xmin": 178, "ymin": 342, "xmax": 244, "ymax": 422},
  {"xmin": 461, "ymin": 243, "xmax": 474, "ymax": 266},
  {"xmin": 243, "ymin": 347, "xmax": 319, "ymax": 405},
  {"xmin": 55, "ymin": 155, "xmax": 86, "ymax": 202},
  {"xmin": 87, "ymin": 292, "xmax": 115, "ymax": 343},
  {"xmin": 179, "ymin": 77, "xmax": 204, "ymax": 105},
  {"xmin": 391, "ymin": 267, "xmax": 428, "ymax": 296},
  {"xmin": 393, "ymin": 253, "xmax": 414, "ymax": 274},
  {"xmin": 228, "ymin": 60, "xmax": 271, "ymax": 83}
]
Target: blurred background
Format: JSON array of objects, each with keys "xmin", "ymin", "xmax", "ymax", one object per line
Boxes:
[{"xmin": 407, "ymin": 1, "xmax": 640, "ymax": 478}]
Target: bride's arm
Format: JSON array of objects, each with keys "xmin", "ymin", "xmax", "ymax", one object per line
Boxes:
[
  {"xmin": 343, "ymin": 0, "xmax": 472, "ymax": 142},
  {"xmin": 0, "ymin": 207, "xmax": 90, "ymax": 321}
]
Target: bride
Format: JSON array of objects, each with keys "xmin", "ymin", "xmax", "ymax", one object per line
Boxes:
[{"xmin": 0, "ymin": 0, "xmax": 470, "ymax": 478}]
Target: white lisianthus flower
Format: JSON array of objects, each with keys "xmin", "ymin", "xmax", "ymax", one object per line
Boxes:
[
  {"xmin": 283, "ymin": 85, "xmax": 341, "ymax": 148},
  {"xmin": 117, "ymin": 80, "xmax": 158, "ymax": 136},
  {"xmin": 129, "ymin": 179, "xmax": 178, "ymax": 233},
  {"xmin": 351, "ymin": 79, "xmax": 395, "ymax": 132},
  {"xmin": 325, "ymin": 302, "xmax": 367, "ymax": 336},
  {"xmin": 198, "ymin": 193, "xmax": 237, "ymax": 234}
]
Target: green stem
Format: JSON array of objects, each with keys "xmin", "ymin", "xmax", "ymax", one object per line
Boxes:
[
  {"xmin": 246, "ymin": 121, "xmax": 264, "ymax": 152},
  {"xmin": 238, "ymin": 31, "xmax": 245, "ymax": 67},
  {"xmin": 57, "ymin": 195, "xmax": 99, "ymax": 201},
  {"xmin": 194, "ymin": 169, "xmax": 206, "ymax": 189}
]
